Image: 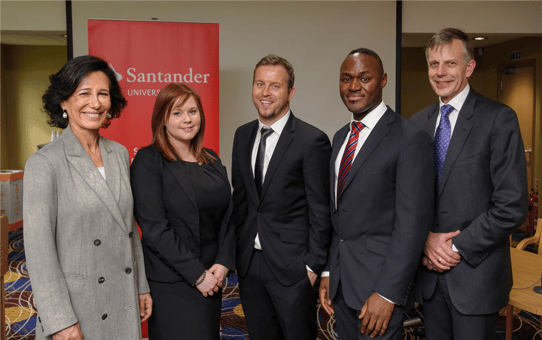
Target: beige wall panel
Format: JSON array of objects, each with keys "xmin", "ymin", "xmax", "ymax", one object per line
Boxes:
[
  {"xmin": 71, "ymin": 1, "xmax": 396, "ymax": 171},
  {"xmin": 0, "ymin": 1, "xmax": 66, "ymax": 31}
]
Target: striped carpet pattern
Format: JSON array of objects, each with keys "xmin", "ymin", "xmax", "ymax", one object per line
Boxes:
[{"xmin": 4, "ymin": 228, "xmax": 542, "ymax": 339}]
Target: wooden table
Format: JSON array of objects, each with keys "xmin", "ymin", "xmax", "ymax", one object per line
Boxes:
[{"xmin": 506, "ymin": 247, "xmax": 542, "ymax": 340}]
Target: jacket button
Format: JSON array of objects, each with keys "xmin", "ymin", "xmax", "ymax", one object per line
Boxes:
[
  {"xmin": 102, "ymin": 313, "xmax": 107, "ymax": 320},
  {"xmin": 98, "ymin": 277, "xmax": 105, "ymax": 284},
  {"xmin": 129, "ymin": 232, "xmax": 134, "ymax": 238},
  {"xmin": 340, "ymin": 237, "xmax": 345, "ymax": 242},
  {"xmin": 94, "ymin": 239, "xmax": 101, "ymax": 246},
  {"xmin": 332, "ymin": 209, "xmax": 336, "ymax": 213},
  {"xmin": 125, "ymin": 268, "xmax": 132, "ymax": 274}
]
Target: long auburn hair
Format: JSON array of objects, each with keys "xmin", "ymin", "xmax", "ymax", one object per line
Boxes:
[{"xmin": 150, "ymin": 83, "xmax": 216, "ymax": 164}]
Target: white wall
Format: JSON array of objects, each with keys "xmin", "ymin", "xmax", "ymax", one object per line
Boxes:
[{"xmin": 71, "ymin": 1, "xmax": 397, "ymax": 171}]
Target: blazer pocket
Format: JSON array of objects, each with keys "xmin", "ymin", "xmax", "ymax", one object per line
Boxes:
[
  {"xmin": 280, "ymin": 228, "xmax": 309, "ymax": 245},
  {"xmin": 360, "ymin": 166, "xmax": 390, "ymax": 175},
  {"xmin": 366, "ymin": 238, "xmax": 389, "ymax": 256},
  {"xmin": 455, "ymin": 153, "xmax": 482, "ymax": 167}
]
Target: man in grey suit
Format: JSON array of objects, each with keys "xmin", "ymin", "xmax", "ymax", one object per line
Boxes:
[
  {"xmin": 411, "ymin": 28, "xmax": 528, "ymax": 340},
  {"xmin": 319, "ymin": 48, "xmax": 434, "ymax": 339}
]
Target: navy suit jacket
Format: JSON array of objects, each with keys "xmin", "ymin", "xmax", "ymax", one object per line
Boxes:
[
  {"xmin": 411, "ymin": 89, "xmax": 528, "ymax": 314},
  {"xmin": 326, "ymin": 107, "xmax": 435, "ymax": 311},
  {"xmin": 230, "ymin": 113, "xmax": 332, "ymax": 286}
]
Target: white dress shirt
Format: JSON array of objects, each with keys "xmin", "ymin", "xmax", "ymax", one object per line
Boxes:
[
  {"xmin": 434, "ymin": 84, "xmax": 471, "ymax": 254},
  {"xmin": 333, "ymin": 101, "xmax": 388, "ymax": 207},
  {"xmin": 434, "ymin": 84, "xmax": 470, "ymax": 136},
  {"xmin": 251, "ymin": 111, "xmax": 290, "ymax": 251}
]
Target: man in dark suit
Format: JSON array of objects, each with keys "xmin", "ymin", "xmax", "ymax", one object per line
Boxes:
[
  {"xmin": 318, "ymin": 48, "xmax": 435, "ymax": 339},
  {"xmin": 230, "ymin": 54, "xmax": 332, "ymax": 340},
  {"xmin": 411, "ymin": 28, "xmax": 528, "ymax": 340}
]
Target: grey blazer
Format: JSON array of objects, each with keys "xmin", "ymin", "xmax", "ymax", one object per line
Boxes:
[{"xmin": 23, "ymin": 125, "xmax": 150, "ymax": 340}]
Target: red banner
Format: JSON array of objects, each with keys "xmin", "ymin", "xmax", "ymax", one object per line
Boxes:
[
  {"xmin": 88, "ymin": 20, "xmax": 219, "ymax": 337},
  {"xmin": 88, "ymin": 20, "xmax": 220, "ymax": 159}
]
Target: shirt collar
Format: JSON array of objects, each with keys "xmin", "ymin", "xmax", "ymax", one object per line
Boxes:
[
  {"xmin": 258, "ymin": 110, "xmax": 290, "ymax": 135},
  {"xmin": 439, "ymin": 84, "xmax": 470, "ymax": 113},
  {"xmin": 350, "ymin": 100, "xmax": 387, "ymax": 130}
]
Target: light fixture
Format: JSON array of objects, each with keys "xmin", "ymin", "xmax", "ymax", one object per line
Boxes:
[{"xmin": 474, "ymin": 37, "xmax": 486, "ymax": 41}]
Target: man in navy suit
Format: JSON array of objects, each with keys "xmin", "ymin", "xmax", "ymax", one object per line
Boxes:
[
  {"xmin": 230, "ymin": 54, "xmax": 332, "ymax": 340},
  {"xmin": 411, "ymin": 28, "xmax": 528, "ymax": 340},
  {"xmin": 319, "ymin": 48, "xmax": 435, "ymax": 339}
]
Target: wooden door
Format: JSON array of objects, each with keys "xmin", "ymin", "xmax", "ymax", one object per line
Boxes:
[{"xmin": 498, "ymin": 60, "xmax": 536, "ymax": 192}]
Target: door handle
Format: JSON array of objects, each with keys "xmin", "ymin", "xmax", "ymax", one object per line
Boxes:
[{"xmin": 525, "ymin": 149, "xmax": 532, "ymax": 153}]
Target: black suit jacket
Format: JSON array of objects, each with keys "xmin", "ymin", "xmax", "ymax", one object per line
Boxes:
[
  {"xmin": 230, "ymin": 113, "xmax": 332, "ymax": 286},
  {"xmin": 411, "ymin": 89, "xmax": 528, "ymax": 315},
  {"xmin": 131, "ymin": 146, "xmax": 235, "ymax": 284},
  {"xmin": 326, "ymin": 107, "xmax": 435, "ymax": 311}
]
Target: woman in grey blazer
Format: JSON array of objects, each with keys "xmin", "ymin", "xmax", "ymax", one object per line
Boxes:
[{"xmin": 23, "ymin": 55, "xmax": 152, "ymax": 340}]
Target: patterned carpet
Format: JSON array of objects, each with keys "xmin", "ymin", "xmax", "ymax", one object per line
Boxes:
[{"xmin": 4, "ymin": 228, "xmax": 542, "ymax": 339}]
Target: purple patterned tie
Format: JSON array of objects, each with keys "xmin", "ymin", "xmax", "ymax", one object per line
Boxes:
[
  {"xmin": 337, "ymin": 122, "xmax": 364, "ymax": 199},
  {"xmin": 434, "ymin": 104, "xmax": 454, "ymax": 187}
]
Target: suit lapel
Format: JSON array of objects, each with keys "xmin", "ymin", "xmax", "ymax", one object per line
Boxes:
[
  {"xmin": 340, "ymin": 108, "xmax": 394, "ymax": 195},
  {"xmin": 165, "ymin": 160, "xmax": 198, "ymax": 210},
  {"xmin": 63, "ymin": 126, "xmax": 128, "ymax": 233},
  {"xmin": 243, "ymin": 121, "xmax": 260, "ymax": 202},
  {"xmin": 424, "ymin": 103, "xmax": 439, "ymax": 138},
  {"xmin": 260, "ymin": 114, "xmax": 295, "ymax": 200},
  {"xmin": 330, "ymin": 124, "xmax": 350, "ymax": 207},
  {"xmin": 438, "ymin": 92, "xmax": 475, "ymax": 196},
  {"xmin": 100, "ymin": 139, "xmax": 121, "ymax": 203}
]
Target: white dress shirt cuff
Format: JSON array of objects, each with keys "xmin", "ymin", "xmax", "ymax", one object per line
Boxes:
[
  {"xmin": 377, "ymin": 293, "xmax": 396, "ymax": 305},
  {"xmin": 452, "ymin": 243, "xmax": 459, "ymax": 253},
  {"xmin": 321, "ymin": 271, "xmax": 330, "ymax": 277}
]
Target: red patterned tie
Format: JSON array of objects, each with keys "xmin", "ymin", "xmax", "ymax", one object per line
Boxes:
[{"xmin": 337, "ymin": 122, "xmax": 364, "ymax": 199}]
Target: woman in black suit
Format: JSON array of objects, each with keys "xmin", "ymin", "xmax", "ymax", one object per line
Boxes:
[{"xmin": 131, "ymin": 83, "xmax": 234, "ymax": 340}]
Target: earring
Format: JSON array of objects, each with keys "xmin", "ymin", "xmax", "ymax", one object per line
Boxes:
[
  {"xmin": 62, "ymin": 110, "xmax": 68, "ymax": 119},
  {"xmin": 107, "ymin": 113, "xmax": 112, "ymax": 119}
]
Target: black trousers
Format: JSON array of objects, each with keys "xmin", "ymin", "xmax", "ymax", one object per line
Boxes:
[
  {"xmin": 238, "ymin": 250, "xmax": 317, "ymax": 340},
  {"xmin": 333, "ymin": 283, "xmax": 404, "ymax": 340},
  {"xmin": 148, "ymin": 279, "xmax": 223, "ymax": 340},
  {"xmin": 423, "ymin": 274, "xmax": 498, "ymax": 340}
]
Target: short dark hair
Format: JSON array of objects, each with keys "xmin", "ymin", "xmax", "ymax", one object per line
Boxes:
[
  {"xmin": 425, "ymin": 28, "xmax": 474, "ymax": 64},
  {"xmin": 348, "ymin": 48, "xmax": 384, "ymax": 76},
  {"xmin": 149, "ymin": 83, "xmax": 215, "ymax": 165},
  {"xmin": 253, "ymin": 54, "xmax": 295, "ymax": 89},
  {"xmin": 42, "ymin": 55, "xmax": 127, "ymax": 129}
]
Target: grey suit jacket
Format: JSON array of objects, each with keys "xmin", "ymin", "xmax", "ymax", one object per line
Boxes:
[
  {"xmin": 23, "ymin": 125, "xmax": 150, "ymax": 340},
  {"xmin": 326, "ymin": 107, "xmax": 435, "ymax": 311},
  {"xmin": 411, "ymin": 89, "xmax": 528, "ymax": 314}
]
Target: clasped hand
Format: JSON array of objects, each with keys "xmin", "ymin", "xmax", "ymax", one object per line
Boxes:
[
  {"xmin": 423, "ymin": 230, "xmax": 461, "ymax": 272},
  {"xmin": 196, "ymin": 264, "xmax": 229, "ymax": 297}
]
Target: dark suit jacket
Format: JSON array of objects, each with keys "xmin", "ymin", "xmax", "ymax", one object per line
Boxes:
[
  {"xmin": 131, "ymin": 146, "xmax": 235, "ymax": 284},
  {"xmin": 230, "ymin": 113, "xmax": 332, "ymax": 286},
  {"xmin": 326, "ymin": 107, "xmax": 435, "ymax": 311},
  {"xmin": 411, "ymin": 89, "xmax": 528, "ymax": 315}
]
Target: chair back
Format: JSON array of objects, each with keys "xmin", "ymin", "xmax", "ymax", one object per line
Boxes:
[{"xmin": 516, "ymin": 218, "xmax": 542, "ymax": 254}]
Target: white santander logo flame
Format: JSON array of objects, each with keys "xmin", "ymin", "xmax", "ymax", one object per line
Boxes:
[{"xmin": 109, "ymin": 63, "xmax": 122, "ymax": 82}]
